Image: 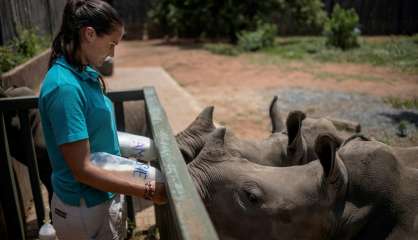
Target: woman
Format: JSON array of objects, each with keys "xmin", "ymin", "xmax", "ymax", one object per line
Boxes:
[{"xmin": 38, "ymin": 1, "xmax": 166, "ymax": 239}]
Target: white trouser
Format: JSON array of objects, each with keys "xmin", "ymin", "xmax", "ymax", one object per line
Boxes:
[{"xmin": 51, "ymin": 193, "xmax": 127, "ymax": 240}]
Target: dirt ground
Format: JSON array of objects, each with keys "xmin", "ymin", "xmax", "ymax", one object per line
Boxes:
[{"xmin": 113, "ymin": 39, "xmax": 418, "ymax": 145}]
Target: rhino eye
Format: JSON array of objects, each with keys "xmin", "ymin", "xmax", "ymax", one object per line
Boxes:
[
  {"xmin": 239, "ymin": 186, "xmax": 263, "ymax": 208},
  {"xmin": 235, "ymin": 181, "xmax": 264, "ymax": 210},
  {"xmin": 245, "ymin": 190, "xmax": 259, "ymax": 204}
]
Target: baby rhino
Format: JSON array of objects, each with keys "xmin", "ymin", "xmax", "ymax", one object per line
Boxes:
[
  {"xmin": 188, "ymin": 128, "xmax": 350, "ymax": 239},
  {"xmin": 188, "ymin": 128, "xmax": 418, "ymax": 239}
]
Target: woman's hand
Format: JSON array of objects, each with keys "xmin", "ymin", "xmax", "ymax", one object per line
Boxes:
[{"xmin": 142, "ymin": 180, "xmax": 167, "ymax": 205}]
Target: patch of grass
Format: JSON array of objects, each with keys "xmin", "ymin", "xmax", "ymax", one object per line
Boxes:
[
  {"xmin": 261, "ymin": 37, "xmax": 324, "ymax": 60},
  {"xmin": 203, "ymin": 43, "xmax": 240, "ymax": 56},
  {"xmin": 313, "ymin": 71, "xmax": 387, "ymax": 83},
  {"xmin": 317, "ymin": 37, "xmax": 418, "ymax": 73},
  {"xmin": 383, "ymin": 96, "xmax": 418, "ymax": 110},
  {"xmin": 259, "ymin": 36, "xmax": 418, "ymax": 73},
  {"xmin": 412, "ymin": 34, "xmax": 418, "ymax": 44},
  {"xmin": 377, "ymin": 132, "xmax": 393, "ymax": 145},
  {"xmin": 204, "ymin": 36, "xmax": 418, "ymax": 74}
]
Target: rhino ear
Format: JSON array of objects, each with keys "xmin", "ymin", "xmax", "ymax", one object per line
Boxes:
[
  {"xmin": 269, "ymin": 96, "xmax": 284, "ymax": 133},
  {"xmin": 286, "ymin": 111, "xmax": 306, "ymax": 145},
  {"xmin": 315, "ymin": 133, "xmax": 348, "ymax": 213},
  {"xmin": 286, "ymin": 111, "xmax": 306, "ymax": 165}
]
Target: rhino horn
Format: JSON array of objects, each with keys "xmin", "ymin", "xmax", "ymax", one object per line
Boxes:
[
  {"xmin": 176, "ymin": 106, "xmax": 216, "ymax": 164},
  {"xmin": 191, "ymin": 127, "xmax": 227, "ymax": 163},
  {"xmin": 210, "ymin": 127, "xmax": 227, "ymax": 144},
  {"xmin": 183, "ymin": 105, "xmax": 215, "ymax": 132},
  {"xmin": 315, "ymin": 133, "xmax": 348, "ymax": 215},
  {"xmin": 198, "ymin": 105, "xmax": 215, "ymax": 122},
  {"xmin": 269, "ymin": 96, "xmax": 285, "ymax": 133}
]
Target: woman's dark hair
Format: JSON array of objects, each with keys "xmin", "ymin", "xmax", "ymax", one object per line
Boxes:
[{"xmin": 49, "ymin": 0, "xmax": 123, "ymax": 91}]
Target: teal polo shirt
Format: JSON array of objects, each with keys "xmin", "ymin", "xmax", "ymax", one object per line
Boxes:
[{"xmin": 39, "ymin": 56, "xmax": 120, "ymax": 207}]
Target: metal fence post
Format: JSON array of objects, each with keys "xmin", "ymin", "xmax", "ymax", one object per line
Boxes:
[
  {"xmin": 113, "ymin": 100, "xmax": 136, "ymax": 238},
  {"xmin": 19, "ymin": 110, "xmax": 45, "ymax": 228},
  {"xmin": 0, "ymin": 112, "xmax": 26, "ymax": 239}
]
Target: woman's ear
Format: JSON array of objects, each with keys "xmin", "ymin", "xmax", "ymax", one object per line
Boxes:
[{"xmin": 82, "ymin": 26, "xmax": 97, "ymax": 43}]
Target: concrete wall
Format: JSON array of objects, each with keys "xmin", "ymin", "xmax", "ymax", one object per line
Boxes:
[{"xmin": 0, "ymin": 49, "xmax": 50, "ymax": 91}]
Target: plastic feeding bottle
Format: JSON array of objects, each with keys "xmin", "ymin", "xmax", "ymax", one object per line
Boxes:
[
  {"xmin": 38, "ymin": 207, "xmax": 56, "ymax": 240},
  {"xmin": 90, "ymin": 152, "xmax": 165, "ymax": 184},
  {"xmin": 117, "ymin": 131, "xmax": 157, "ymax": 162}
]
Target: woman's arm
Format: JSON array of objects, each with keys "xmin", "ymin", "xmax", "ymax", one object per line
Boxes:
[{"xmin": 60, "ymin": 139, "xmax": 167, "ymax": 204}]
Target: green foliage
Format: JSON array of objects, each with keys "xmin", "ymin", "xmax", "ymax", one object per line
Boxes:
[
  {"xmin": 397, "ymin": 120, "xmax": 408, "ymax": 137},
  {"xmin": 148, "ymin": 0, "xmax": 327, "ymax": 41},
  {"xmin": 149, "ymin": 0, "xmax": 279, "ymax": 42},
  {"xmin": 278, "ymin": 0, "xmax": 327, "ymax": 34},
  {"xmin": 324, "ymin": 4, "xmax": 360, "ymax": 50},
  {"xmin": 12, "ymin": 28, "xmax": 45, "ymax": 57},
  {"xmin": 0, "ymin": 28, "xmax": 48, "ymax": 74},
  {"xmin": 203, "ymin": 43, "xmax": 240, "ymax": 56},
  {"xmin": 0, "ymin": 46, "xmax": 24, "ymax": 73},
  {"xmin": 238, "ymin": 22, "xmax": 277, "ymax": 52}
]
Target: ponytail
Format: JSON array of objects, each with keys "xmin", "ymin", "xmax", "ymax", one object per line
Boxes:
[{"xmin": 48, "ymin": 0, "xmax": 123, "ymax": 91}]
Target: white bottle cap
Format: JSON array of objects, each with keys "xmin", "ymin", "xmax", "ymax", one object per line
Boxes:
[{"xmin": 39, "ymin": 207, "xmax": 56, "ymax": 240}]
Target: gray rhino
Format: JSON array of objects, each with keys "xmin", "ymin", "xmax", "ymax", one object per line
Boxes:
[
  {"xmin": 187, "ymin": 128, "xmax": 356, "ymax": 239},
  {"xmin": 337, "ymin": 135, "xmax": 418, "ymax": 239},
  {"xmin": 188, "ymin": 129, "xmax": 418, "ymax": 239}
]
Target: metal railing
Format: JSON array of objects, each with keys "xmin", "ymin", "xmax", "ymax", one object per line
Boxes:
[{"xmin": 0, "ymin": 87, "xmax": 218, "ymax": 240}]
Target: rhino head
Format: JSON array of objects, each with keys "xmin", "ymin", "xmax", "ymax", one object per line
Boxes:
[
  {"xmin": 188, "ymin": 128, "xmax": 351, "ymax": 239},
  {"xmin": 175, "ymin": 98, "xmax": 290, "ymax": 167}
]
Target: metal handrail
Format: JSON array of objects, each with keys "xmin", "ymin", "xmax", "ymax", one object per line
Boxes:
[{"xmin": 144, "ymin": 87, "xmax": 219, "ymax": 240}]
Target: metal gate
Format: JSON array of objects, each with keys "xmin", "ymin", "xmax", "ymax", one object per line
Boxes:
[{"xmin": 0, "ymin": 87, "xmax": 219, "ymax": 240}]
